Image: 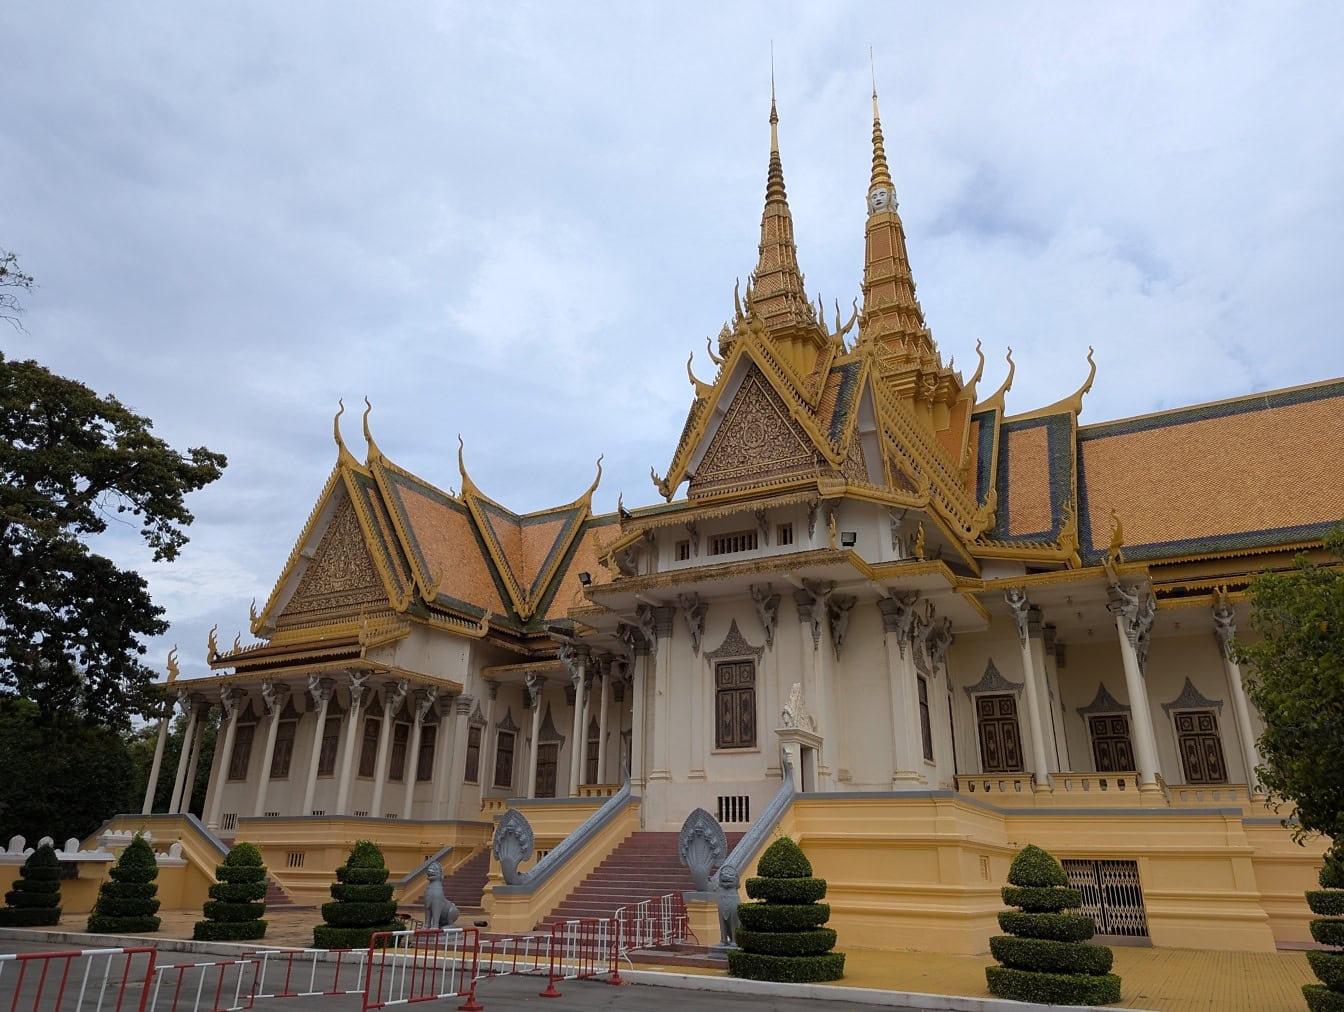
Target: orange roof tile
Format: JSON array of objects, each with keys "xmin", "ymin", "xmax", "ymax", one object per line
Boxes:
[{"xmin": 1005, "ymin": 424, "xmax": 1055, "ymax": 536}]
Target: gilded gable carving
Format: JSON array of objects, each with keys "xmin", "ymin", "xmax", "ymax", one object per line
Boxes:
[
  {"xmin": 281, "ymin": 495, "xmax": 385, "ymax": 623},
  {"xmin": 690, "ymin": 367, "xmax": 818, "ymax": 497},
  {"xmin": 841, "ymin": 434, "xmax": 869, "ymax": 484}
]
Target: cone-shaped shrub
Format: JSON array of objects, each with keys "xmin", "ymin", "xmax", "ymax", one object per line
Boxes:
[
  {"xmin": 1305, "ymin": 847, "xmax": 1344, "ymax": 1011},
  {"xmin": 727, "ymin": 837, "xmax": 844, "ymax": 983},
  {"xmin": 0, "ymin": 843, "xmax": 62, "ymax": 927},
  {"xmin": 986, "ymin": 844, "xmax": 1119, "ymax": 1005},
  {"xmin": 313, "ymin": 840, "xmax": 400, "ymax": 949},
  {"xmin": 193, "ymin": 842, "xmax": 268, "ymax": 942},
  {"xmin": 87, "ymin": 836, "xmax": 160, "ymax": 934}
]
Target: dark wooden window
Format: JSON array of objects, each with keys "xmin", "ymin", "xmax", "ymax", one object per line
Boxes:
[
  {"xmin": 535, "ymin": 743, "xmax": 559, "ymax": 798},
  {"xmin": 976, "ymin": 694, "xmax": 1024, "ymax": 774},
  {"xmin": 715, "ymin": 660, "xmax": 756, "ymax": 749},
  {"xmin": 270, "ymin": 720, "xmax": 297, "ymax": 779},
  {"xmin": 585, "ymin": 724, "xmax": 600, "ymax": 784},
  {"xmin": 709, "ymin": 530, "xmax": 758, "ymax": 556},
  {"xmin": 917, "ymin": 676, "xmax": 934, "ymax": 761},
  {"xmin": 416, "ymin": 724, "xmax": 437, "ymax": 782},
  {"xmin": 777, "ymin": 523, "xmax": 794, "ymax": 546},
  {"xmin": 388, "ymin": 722, "xmax": 410, "ymax": 782},
  {"xmin": 465, "ymin": 724, "xmax": 483, "ymax": 783},
  {"xmin": 228, "ymin": 723, "xmax": 256, "ymax": 781},
  {"xmin": 317, "ymin": 715, "xmax": 341, "ymax": 776},
  {"xmin": 358, "ymin": 717, "xmax": 381, "ymax": 778},
  {"xmin": 493, "ymin": 730, "xmax": 515, "ymax": 789},
  {"xmin": 1088, "ymin": 714, "xmax": 1135, "ymax": 773},
  {"xmin": 1175, "ymin": 710, "xmax": 1228, "ymax": 784}
]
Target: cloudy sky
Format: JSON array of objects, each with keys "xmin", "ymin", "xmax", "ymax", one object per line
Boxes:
[{"xmin": 4, "ymin": 3, "xmax": 1342, "ymax": 681}]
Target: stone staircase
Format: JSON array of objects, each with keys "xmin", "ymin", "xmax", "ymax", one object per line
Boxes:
[
  {"xmin": 403, "ymin": 848, "xmax": 492, "ymax": 919},
  {"xmin": 264, "ymin": 875, "xmax": 310, "ymax": 911},
  {"xmin": 539, "ymin": 830, "xmax": 742, "ymax": 927}
]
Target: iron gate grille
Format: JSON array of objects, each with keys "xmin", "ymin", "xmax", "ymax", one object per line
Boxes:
[{"xmin": 1062, "ymin": 859, "xmax": 1149, "ymax": 938}]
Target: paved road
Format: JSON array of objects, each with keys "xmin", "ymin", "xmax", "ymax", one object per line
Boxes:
[{"xmin": 0, "ymin": 939, "xmax": 922, "ymax": 1012}]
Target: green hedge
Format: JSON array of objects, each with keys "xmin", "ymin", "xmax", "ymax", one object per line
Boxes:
[
  {"xmin": 1305, "ymin": 984, "xmax": 1344, "ymax": 1012},
  {"xmin": 1322, "ymin": 856, "xmax": 1344, "ymax": 890},
  {"xmin": 0, "ymin": 845, "xmax": 62, "ymax": 927},
  {"xmin": 193, "ymin": 920, "xmax": 269, "ymax": 942},
  {"xmin": 989, "ymin": 935, "xmax": 1114, "ymax": 976},
  {"xmin": 89, "ymin": 896, "xmax": 162, "ymax": 919},
  {"xmin": 209, "ymin": 881, "xmax": 267, "ymax": 903},
  {"xmin": 998, "ymin": 911, "xmax": 1095, "ymax": 943},
  {"xmin": 330, "ymin": 882, "xmax": 394, "ymax": 903},
  {"xmin": 215, "ymin": 865, "xmax": 267, "ymax": 885},
  {"xmin": 224, "ymin": 843, "xmax": 264, "ymax": 866},
  {"xmin": 0, "ymin": 906, "xmax": 62, "ymax": 927},
  {"xmin": 335, "ymin": 866, "xmax": 389, "ymax": 885},
  {"xmin": 1002, "ymin": 886, "xmax": 1083, "ymax": 913},
  {"xmin": 313, "ymin": 924, "xmax": 401, "ymax": 950},
  {"xmin": 745, "ymin": 877, "xmax": 827, "ymax": 904},
  {"xmin": 1307, "ymin": 951, "xmax": 1344, "ymax": 991},
  {"xmin": 1007, "ymin": 844, "xmax": 1069, "ymax": 888},
  {"xmin": 95, "ymin": 881, "xmax": 159, "ymax": 901},
  {"xmin": 5, "ymin": 892, "xmax": 62, "ymax": 909},
  {"xmin": 202, "ymin": 901, "xmax": 267, "ymax": 923},
  {"xmin": 1313, "ymin": 919, "xmax": 1344, "ymax": 948},
  {"xmin": 1310, "ymin": 892, "xmax": 1344, "ymax": 918},
  {"xmin": 757, "ymin": 838, "xmax": 812, "ymax": 879},
  {"xmin": 734, "ymin": 928, "xmax": 836, "ymax": 956},
  {"xmin": 737, "ymin": 902, "xmax": 831, "ymax": 932},
  {"xmin": 87, "ymin": 914, "xmax": 160, "ymax": 933},
  {"xmin": 986, "ymin": 966, "xmax": 1121, "ymax": 1005},
  {"xmin": 727, "ymin": 951, "xmax": 845, "ymax": 983},
  {"xmin": 8, "ymin": 879, "xmax": 60, "ymax": 897},
  {"xmin": 320, "ymin": 901, "xmax": 398, "ymax": 927}
]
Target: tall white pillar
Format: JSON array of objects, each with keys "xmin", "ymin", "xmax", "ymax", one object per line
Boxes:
[
  {"xmin": 479, "ymin": 681, "xmax": 500, "ymax": 795},
  {"xmin": 252, "ymin": 681, "xmax": 288, "ymax": 817},
  {"xmin": 525, "ymin": 675, "xmax": 545, "ymax": 798},
  {"xmin": 205, "ymin": 688, "xmax": 242, "ymax": 829},
  {"xmin": 1042, "ymin": 624, "xmax": 1071, "ymax": 771},
  {"xmin": 649, "ymin": 607, "xmax": 675, "ymax": 782},
  {"xmin": 1213, "ymin": 597, "xmax": 1264, "ymax": 793},
  {"xmin": 922, "ymin": 608, "xmax": 957, "ymax": 787},
  {"xmin": 878, "ymin": 593, "xmax": 924, "ymax": 784},
  {"xmin": 439, "ymin": 693, "xmax": 472, "ymax": 818},
  {"xmin": 795, "ymin": 581, "xmax": 834, "ymax": 787},
  {"xmin": 335, "ymin": 672, "xmax": 370, "ymax": 815},
  {"xmin": 629, "ymin": 627, "xmax": 650, "ymax": 787},
  {"xmin": 182, "ymin": 698, "xmax": 213, "ymax": 816},
  {"xmin": 301, "ymin": 676, "xmax": 334, "ymax": 817},
  {"xmin": 402, "ymin": 687, "xmax": 437, "ymax": 820},
  {"xmin": 369, "ymin": 679, "xmax": 409, "ymax": 819},
  {"xmin": 596, "ymin": 662, "xmax": 611, "ymax": 784},
  {"xmin": 143, "ymin": 697, "xmax": 173, "ymax": 815},
  {"xmin": 1108, "ymin": 584, "xmax": 1162, "ymax": 789},
  {"xmin": 168, "ymin": 690, "xmax": 198, "ymax": 814},
  {"xmin": 578, "ymin": 670, "xmax": 594, "ymax": 785},
  {"xmin": 1006, "ymin": 590, "xmax": 1053, "ymax": 791},
  {"xmin": 562, "ymin": 648, "xmax": 588, "ymax": 795}
]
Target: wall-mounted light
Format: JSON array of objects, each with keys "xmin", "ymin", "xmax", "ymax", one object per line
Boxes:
[
  {"xmin": 577, "ymin": 571, "xmax": 592, "ymax": 586},
  {"xmin": 840, "ymin": 532, "xmax": 858, "ymax": 548}
]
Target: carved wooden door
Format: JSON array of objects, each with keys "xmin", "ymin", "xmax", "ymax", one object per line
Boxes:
[
  {"xmin": 1175, "ymin": 710, "xmax": 1228, "ymax": 784},
  {"xmin": 976, "ymin": 694, "xmax": 1024, "ymax": 773},
  {"xmin": 715, "ymin": 661, "xmax": 756, "ymax": 749},
  {"xmin": 535, "ymin": 743, "xmax": 558, "ymax": 798},
  {"xmin": 1088, "ymin": 715, "xmax": 1135, "ymax": 773}
]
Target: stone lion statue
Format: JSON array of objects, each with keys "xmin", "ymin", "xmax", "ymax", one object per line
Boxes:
[
  {"xmin": 716, "ymin": 865, "xmax": 740, "ymax": 947},
  {"xmin": 423, "ymin": 862, "xmax": 459, "ymax": 930}
]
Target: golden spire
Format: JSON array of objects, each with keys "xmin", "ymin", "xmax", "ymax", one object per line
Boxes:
[
  {"xmin": 749, "ymin": 85, "xmax": 813, "ymax": 335},
  {"xmin": 869, "ymin": 79, "xmax": 894, "ymax": 198}
]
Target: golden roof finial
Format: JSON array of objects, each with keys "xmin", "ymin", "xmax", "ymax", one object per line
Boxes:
[
  {"xmin": 166, "ymin": 646, "xmax": 179, "ymax": 683},
  {"xmin": 456, "ymin": 434, "xmax": 478, "ymax": 496},
  {"xmin": 207, "ymin": 624, "xmax": 219, "ymax": 663},
  {"xmin": 361, "ymin": 396, "xmax": 383, "ymax": 462},
  {"xmin": 1107, "ymin": 509, "xmax": 1126, "ymax": 566},
  {"xmin": 869, "ymin": 53, "xmax": 894, "ymax": 201},
  {"xmin": 333, "ymin": 399, "xmax": 358, "ymax": 466}
]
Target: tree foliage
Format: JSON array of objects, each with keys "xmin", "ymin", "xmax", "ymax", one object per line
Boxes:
[
  {"xmin": 0, "ymin": 352, "xmax": 226, "ymax": 725},
  {"xmin": 0, "ymin": 248, "xmax": 34, "ymax": 329},
  {"xmin": 1238, "ymin": 525, "xmax": 1344, "ymax": 846}
]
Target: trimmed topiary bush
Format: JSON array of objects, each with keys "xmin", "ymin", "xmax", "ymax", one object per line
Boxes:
[
  {"xmin": 87, "ymin": 836, "xmax": 160, "ymax": 934},
  {"xmin": 194, "ymin": 842, "xmax": 268, "ymax": 942},
  {"xmin": 727, "ymin": 837, "xmax": 844, "ymax": 983},
  {"xmin": 0, "ymin": 842, "xmax": 62, "ymax": 926},
  {"xmin": 313, "ymin": 840, "xmax": 400, "ymax": 949},
  {"xmin": 986, "ymin": 844, "xmax": 1119, "ymax": 1006},
  {"xmin": 1306, "ymin": 847, "xmax": 1344, "ymax": 1011}
]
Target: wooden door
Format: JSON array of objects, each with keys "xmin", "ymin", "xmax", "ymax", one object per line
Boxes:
[
  {"xmin": 1088, "ymin": 714, "xmax": 1135, "ymax": 773},
  {"xmin": 535, "ymin": 743, "xmax": 559, "ymax": 798},
  {"xmin": 1175, "ymin": 710, "xmax": 1228, "ymax": 784},
  {"xmin": 976, "ymin": 694, "xmax": 1024, "ymax": 773}
]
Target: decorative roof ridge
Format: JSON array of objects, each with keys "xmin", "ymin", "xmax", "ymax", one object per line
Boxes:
[
  {"xmin": 973, "ymin": 347, "xmax": 1015, "ymax": 414},
  {"xmin": 1006, "ymin": 348, "xmax": 1096, "ymax": 422}
]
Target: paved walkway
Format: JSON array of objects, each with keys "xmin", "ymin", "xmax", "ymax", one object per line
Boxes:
[{"xmin": 2, "ymin": 909, "xmax": 1318, "ymax": 1012}]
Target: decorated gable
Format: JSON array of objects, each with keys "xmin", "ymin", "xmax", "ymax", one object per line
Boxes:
[{"xmin": 278, "ymin": 494, "xmax": 387, "ymax": 627}]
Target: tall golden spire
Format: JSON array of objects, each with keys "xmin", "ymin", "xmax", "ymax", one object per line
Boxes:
[{"xmin": 860, "ymin": 83, "xmax": 937, "ymax": 378}]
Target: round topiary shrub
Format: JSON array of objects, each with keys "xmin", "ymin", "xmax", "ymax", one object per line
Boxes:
[
  {"xmin": 727, "ymin": 837, "xmax": 844, "ymax": 983},
  {"xmin": 313, "ymin": 840, "xmax": 400, "ymax": 949},
  {"xmin": 986, "ymin": 844, "xmax": 1119, "ymax": 1006},
  {"xmin": 0, "ymin": 842, "xmax": 62, "ymax": 927},
  {"xmin": 87, "ymin": 836, "xmax": 160, "ymax": 934},
  {"xmin": 1305, "ymin": 847, "xmax": 1344, "ymax": 1011},
  {"xmin": 193, "ymin": 842, "xmax": 268, "ymax": 942}
]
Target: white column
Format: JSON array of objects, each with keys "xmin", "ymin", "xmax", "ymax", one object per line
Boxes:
[
  {"xmin": 335, "ymin": 673, "xmax": 370, "ymax": 815},
  {"xmin": 923, "ymin": 610, "xmax": 957, "ymax": 787},
  {"xmin": 564, "ymin": 648, "xmax": 588, "ymax": 795},
  {"xmin": 578, "ymin": 671, "xmax": 595, "ymax": 785},
  {"xmin": 1108, "ymin": 584, "xmax": 1162, "ymax": 789},
  {"xmin": 1213, "ymin": 598, "xmax": 1264, "ymax": 793},
  {"xmin": 795, "ymin": 582, "xmax": 833, "ymax": 787},
  {"xmin": 168, "ymin": 690, "xmax": 198, "ymax": 814},
  {"xmin": 438, "ymin": 694, "xmax": 472, "ymax": 818},
  {"xmin": 1042, "ymin": 624, "xmax": 1071, "ymax": 771},
  {"xmin": 205, "ymin": 688, "xmax": 241, "ymax": 829},
  {"xmin": 526, "ymin": 675, "xmax": 545, "ymax": 798},
  {"xmin": 301, "ymin": 676, "xmax": 334, "ymax": 817},
  {"xmin": 480, "ymin": 681, "xmax": 500, "ymax": 795},
  {"xmin": 878, "ymin": 593, "xmax": 924, "ymax": 784},
  {"xmin": 369, "ymin": 679, "xmax": 409, "ymax": 820},
  {"xmin": 182, "ymin": 699, "xmax": 212, "ymax": 815},
  {"xmin": 649, "ymin": 607, "xmax": 675, "ymax": 782},
  {"xmin": 402, "ymin": 687, "xmax": 437, "ymax": 820},
  {"xmin": 252, "ymin": 681, "xmax": 288, "ymax": 817},
  {"xmin": 143, "ymin": 700, "xmax": 173, "ymax": 815},
  {"xmin": 596, "ymin": 662, "xmax": 612, "ymax": 783},
  {"xmin": 1006, "ymin": 590, "xmax": 1053, "ymax": 791},
  {"xmin": 630, "ymin": 641, "xmax": 649, "ymax": 787}
]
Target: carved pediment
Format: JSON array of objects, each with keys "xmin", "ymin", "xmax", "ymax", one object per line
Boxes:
[
  {"xmin": 689, "ymin": 366, "xmax": 819, "ymax": 498},
  {"xmin": 280, "ymin": 495, "xmax": 385, "ymax": 624}
]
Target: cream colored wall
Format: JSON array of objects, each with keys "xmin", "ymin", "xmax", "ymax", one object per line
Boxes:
[
  {"xmin": 1057, "ymin": 639, "xmax": 1129, "ymax": 774},
  {"xmin": 945, "ymin": 627, "xmax": 1046, "ymax": 778},
  {"xmin": 1145, "ymin": 632, "xmax": 1251, "ymax": 785},
  {"xmin": 834, "ymin": 603, "xmax": 896, "ymax": 788}
]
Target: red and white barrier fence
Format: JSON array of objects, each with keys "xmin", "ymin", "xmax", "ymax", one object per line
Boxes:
[
  {"xmin": 613, "ymin": 892, "xmax": 694, "ymax": 957},
  {"xmin": 361, "ymin": 927, "xmax": 480, "ymax": 1012},
  {"xmin": 0, "ymin": 947, "xmax": 157, "ymax": 1012},
  {"xmin": 241, "ymin": 948, "xmax": 367, "ymax": 999},
  {"xmin": 538, "ymin": 918, "xmax": 621, "ymax": 996},
  {"xmin": 147, "ymin": 958, "xmax": 257, "ymax": 1012}
]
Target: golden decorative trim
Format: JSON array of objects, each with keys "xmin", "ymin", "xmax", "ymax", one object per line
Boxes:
[
  {"xmin": 974, "ymin": 347, "xmax": 1014, "ymax": 414},
  {"xmin": 1007, "ymin": 347, "xmax": 1096, "ymax": 422}
]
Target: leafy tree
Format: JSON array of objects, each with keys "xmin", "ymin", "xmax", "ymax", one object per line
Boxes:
[
  {"xmin": 0, "ymin": 248, "xmax": 34, "ymax": 328},
  {"xmin": 0, "ymin": 352, "xmax": 226, "ymax": 725},
  {"xmin": 1238, "ymin": 525, "xmax": 1344, "ymax": 847}
]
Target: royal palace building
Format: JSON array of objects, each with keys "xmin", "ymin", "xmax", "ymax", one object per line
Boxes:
[{"xmin": 133, "ymin": 90, "xmax": 1344, "ymax": 954}]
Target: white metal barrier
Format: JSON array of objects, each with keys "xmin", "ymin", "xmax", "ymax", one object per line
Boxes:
[{"xmin": 361, "ymin": 927, "xmax": 480, "ymax": 1012}]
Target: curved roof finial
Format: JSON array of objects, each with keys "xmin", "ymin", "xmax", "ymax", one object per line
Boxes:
[
  {"xmin": 166, "ymin": 646, "xmax": 179, "ymax": 684},
  {"xmin": 583, "ymin": 454, "xmax": 605, "ymax": 500},
  {"xmin": 456, "ymin": 434, "xmax": 477, "ymax": 496},
  {"xmin": 687, "ymin": 352, "xmax": 713, "ymax": 399},
  {"xmin": 361, "ymin": 396, "xmax": 382, "ymax": 462},
  {"xmin": 333, "ymin": 399, "xmax": 358, "ymax": 466}
]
